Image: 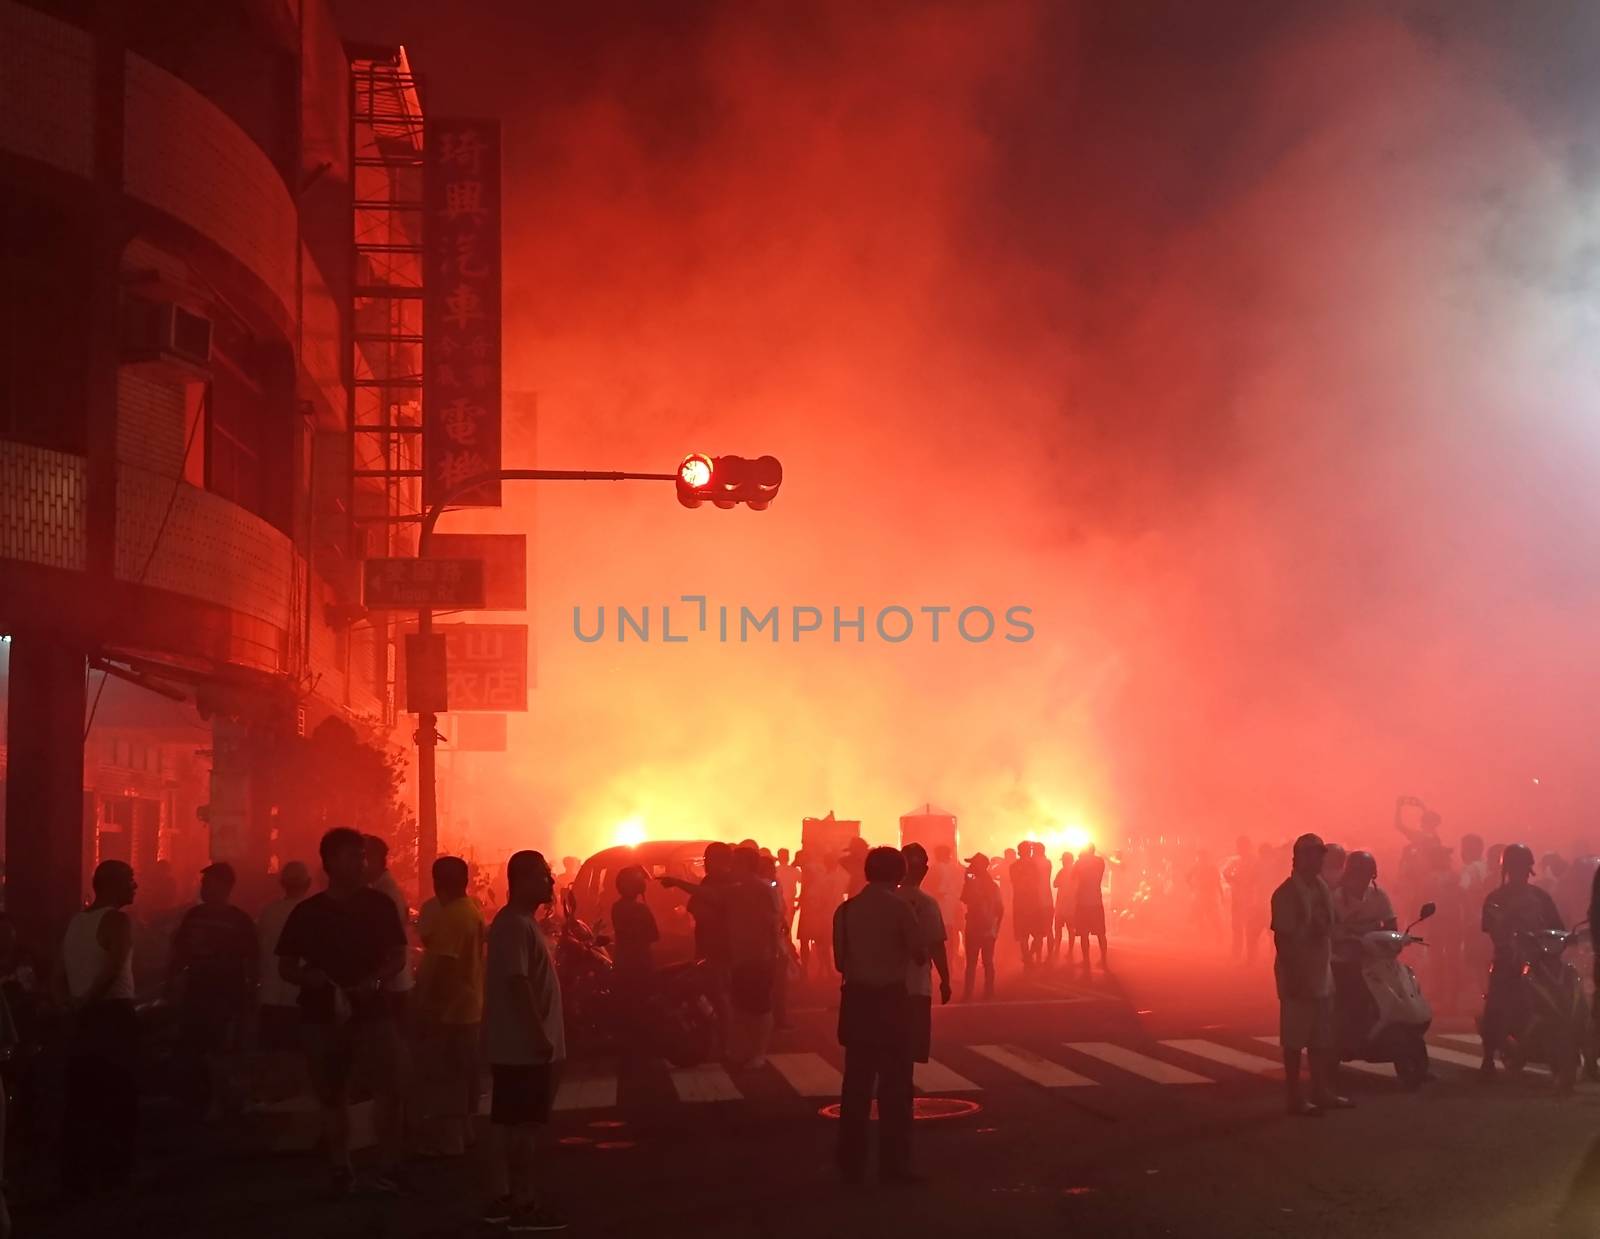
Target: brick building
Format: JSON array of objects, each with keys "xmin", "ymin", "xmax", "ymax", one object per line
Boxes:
[{"xmin": 0, "ymin": 0, "xmax": 426, "ymax": 955}]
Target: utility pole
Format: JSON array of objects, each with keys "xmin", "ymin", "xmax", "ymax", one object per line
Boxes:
[{"xmin": 411, "ymin": 468, "xmax": 674, "ymax": 874}]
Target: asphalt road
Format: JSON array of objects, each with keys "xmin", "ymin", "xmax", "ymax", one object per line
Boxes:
[{"xmin": 20, "ymin": 944, "xmax": 1600, "ymax": 1239}]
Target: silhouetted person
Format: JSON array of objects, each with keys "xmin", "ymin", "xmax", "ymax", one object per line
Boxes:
[
  {"xmin": 1072, "ymin": 845, "xmax": 1109, "ymax": 972},
  {"xmin": 834, "ymin": 846, "xmax": 923, "ymax": 1185},
  {"xmin": 961, "ymin": 854, "xmax": 1003, "ymax": 1001},
  {"xmin": 415, "ymin": 855, "xmax": 485, "ymax": 1157},
  {"xmin": 257, "ymin": 861, "xmax": 311, "ymax": 1055},
  {"xmin": 669, "ymin": 848, "xmax": 780, "ymax": 1066},
  {"xmin": 363, "ymin": 834, "xmax": 415, "ymax": 1020},
  {"xmin": 799, "ymin": 851, "xmax": 847, "ymax": 978},
  {"xmin": 1320, "ymin": 843, "xmax": 1347, "ymax": 889},
  {"xmin": 1051, "ymin": 851, "xmax": 1076, "ymax": 962},
  {"xmin": 58, "ymin": 859, "xmax": 138, "ymax": 1194},
  {"xmin": 1479, "ymin": 843, "xmax": 1562, "ymax": 1079},
  {"xmin": 277, "ymin": 827, "xmax": 408, "ymax": 1194},
  {"xmin": 610, "ymin": 864, "xmax": 658, "ymax": 1064},
  {"xmin": 661, "ymin": 842, "xmax": 734, "ymax": 1054},
  {"xmin": 930, "ymin": 845, "xmax": 964, "ymax": 960},
  {"xmin": 899, "ymin": 844, "xmax": 952, "ymax": 1067},
  {"xmin": 1271, "ymin": 833, "xmax": 1348, "ymax": 1116},
  {"xmin": 842, "ymin": 837, "xmax": 870, "ymax": 899},
  {"xmin": 482, "ymin": 850, "xmax": 565, "ymax": 1232},
  {"xmin": 166, "ymin": 861, "xmax": 257, "ymax": 1119},
  {"xmin": 1224, "ymin": 835, "xmax": 1256, "ymax": 961},
  {"xmin": 775, "ymin": 847, "xmax": 800, "ymax": 942}
]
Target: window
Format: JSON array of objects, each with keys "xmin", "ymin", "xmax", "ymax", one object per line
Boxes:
[{"xmin": 1, "ymin": 199, "xmax": 91, "ymax": 451}]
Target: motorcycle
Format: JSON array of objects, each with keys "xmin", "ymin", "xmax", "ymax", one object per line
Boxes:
[
  {"xmin": 554, "ymin": 889, "xmax": 718, "ymax": 1069},
  {"xmin": 1500, "ymin": 920, "xmax": 1588, "ymax": 1092},
  {"xmin": 1335, "ymin": 901, "xmax": 1435, "ymax": 1089}
]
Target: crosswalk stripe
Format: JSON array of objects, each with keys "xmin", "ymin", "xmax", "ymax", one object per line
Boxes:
[
  {"xmin": 1069, "ymin": 1041, "xmax": 1214, "ymax": 1084},
  {"xmin": 914, "ymin": 1059, "xmax": 981, "ymax": 1092},
  {"xmin": 554, "ymin": 1066, "xmax": 619, "ymax": 1111},
  {"xmin": 767, "ymin": 1052, "xmax": 842, "ymax": 1097},
  {"xmin": 1254, "ymin": 1036, "xmax": 1392, "ymax": 1077},
  {"xmin": 1161, "ymin": 1038, "xmax": 1281, "ymax": 1077},
  {"xmin": 1423, "ymin": 1043, "xmax": 1497, "ymax": 1070},
  {"xmin": 1425, "ymin": 1039, "xmax": 1549, "ymax": 1075},
  {"xmin": 670, "ymin": 1063, "xmax": 743, "ymax": 1102},
  {"xmin": 970, "ymin": 1044, "xmax": 1096, "ymax": 1087},
  {"xmin": 1436, "ymin": 1034, "xmax": 1482, "ymax": 1049}
]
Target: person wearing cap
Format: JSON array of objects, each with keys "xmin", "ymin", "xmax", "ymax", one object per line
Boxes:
[
  {"xmin": 960, "ymin": 853, "xmax": 1003, "ymax": 1002},
  {"xmin": 167, "ymin": 861, "xmax": 258, "ymax": 1120},
  {"xmin": 1479, "ymin": 842, "xmax": 1563, "ymax": 1078},
  {"xmin": 1269, "ymin": 833, "xmax": 1347, "ymax": 1116}
]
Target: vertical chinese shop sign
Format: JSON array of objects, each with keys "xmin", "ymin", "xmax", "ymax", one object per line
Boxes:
[{"xmin": 424, "ymin": 118, "xmax": 502, "ymax": 507}]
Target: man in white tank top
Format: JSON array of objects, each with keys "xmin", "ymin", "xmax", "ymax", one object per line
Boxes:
[{"xmin": 57, "ymin": 859, "xmax": 138, "ymax": 1193}]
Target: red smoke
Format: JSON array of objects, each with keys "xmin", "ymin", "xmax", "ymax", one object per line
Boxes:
[{"xmin": 335, "ymin": 1, "xmax": 1600, "ymax": 864}]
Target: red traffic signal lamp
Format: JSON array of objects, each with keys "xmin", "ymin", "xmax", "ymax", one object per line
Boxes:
[{"xmin": 676, "ymin": 454, "xmax": 783, "ymax": 510}]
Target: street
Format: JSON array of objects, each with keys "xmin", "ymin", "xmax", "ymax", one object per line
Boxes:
[{"xmin": 22, "ymin": 943, "xmax": 1600, "ymax": 1239}]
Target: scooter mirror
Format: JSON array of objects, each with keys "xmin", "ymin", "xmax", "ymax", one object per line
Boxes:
[{"xmin": 1418, "ymin": 901, "xmax": 1436, "ymax": 922}]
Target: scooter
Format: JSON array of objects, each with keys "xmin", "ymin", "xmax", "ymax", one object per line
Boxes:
[
  {"xmin": 1500, "ymin": 920, "xmax": 1588, "ymax": 1092},
  {"xmin": 1336, "ymin": 901, "xmax": 1434, "ymax": 1089},
  {"xmin": 554, "ymin": 889, "xmax": 719, "ymax": 1068}
]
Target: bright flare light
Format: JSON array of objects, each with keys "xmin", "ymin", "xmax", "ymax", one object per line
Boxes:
[
  {"xmin": 613, "ymin": 817, "xmax": 647, "ymax": 847},
  {"xmin": 1038, "ymin": 822, "xmax": 1094, "ymax": 856}
]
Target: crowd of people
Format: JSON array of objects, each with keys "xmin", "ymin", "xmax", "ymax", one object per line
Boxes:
[
  {"xmin": 792, "ymin": 839, "xmax": 1114, "ymax": 998},
  {"xmin": 1, "ymin": 829, "xmax": 569, "ymax": 1233},
  {"xmin": 5, "ymin": 799, "xmax": 1599, "ymax": 1226}
]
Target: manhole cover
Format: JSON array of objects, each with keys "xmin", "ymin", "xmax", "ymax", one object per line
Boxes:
[{"xmin": 818, "ymin": 1096, "xmax": 982, "ymax": 1122}]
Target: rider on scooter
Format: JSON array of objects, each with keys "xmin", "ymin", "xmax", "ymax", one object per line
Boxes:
[
  {"xmin": 1479, "ymin": 843, "xmax": 1563, "ymax": 1079},
  {"xmin": 1331, "ymin": 852, "xmax": 1398, "ymax": 1045}
]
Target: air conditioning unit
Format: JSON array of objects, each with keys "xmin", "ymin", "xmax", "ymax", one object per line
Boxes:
[{"xmin": 123, "ymin": 300, "xmax": 213, "ymax": 373}]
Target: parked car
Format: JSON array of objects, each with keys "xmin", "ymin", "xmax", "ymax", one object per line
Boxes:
[{"xmin": 571, "ymin": 841, "xmax": 712, "ymax": 967}]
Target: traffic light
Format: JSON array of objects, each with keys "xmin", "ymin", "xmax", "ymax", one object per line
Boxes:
[{"xmin": 676, "ymin": 453, "xmax": 783, "ymax": 510}]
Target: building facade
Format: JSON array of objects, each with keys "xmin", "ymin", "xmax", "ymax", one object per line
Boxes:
[{"xmin": 0, "ymin": 0, "xmax": 419, "ymax": 953}]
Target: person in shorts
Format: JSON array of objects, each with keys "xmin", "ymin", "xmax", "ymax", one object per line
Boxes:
[
  {"xmin": 482, "ymin": 850, "xmax": 567, "ymax": 1232},
  {"xmin": 276, "ymin": 827, "xmax": 408, "ymax": 1194},
  {"xmin": 1270, "ymin": 832, "xmax": 1349, "ymax": 1116}
]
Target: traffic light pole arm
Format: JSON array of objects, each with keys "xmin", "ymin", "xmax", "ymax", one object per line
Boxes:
[
  {"xmin": 416, "ymin": 467, "xmax": 677, "ymax": 557},
  {"xmin": 413, "ymin": 465, "xmax": 677, "ymax": 885}
]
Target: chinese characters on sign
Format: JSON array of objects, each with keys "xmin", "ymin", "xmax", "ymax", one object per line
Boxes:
[
  {"xmin": 424, "ymin": 118, "xmax": 502, "ymax": 506},
  {"xmin": 429, "ymin": 533, "xmax": 526, "ymax": 609},
  {"xmin": 363, "ymin": 557, "xmax": 486, "ymax": 609}
]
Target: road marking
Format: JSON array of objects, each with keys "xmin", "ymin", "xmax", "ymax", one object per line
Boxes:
[
  {"xmin": 914, "ymin": 1059, "xmax": 981, "ymax": 1092},
  {"xmin": 1436, "ymin": 1033, "xmax": 1484, "ymax": 1049},
  {"xmin": 1160, "ymin": 1039, "xmax": 1281, "ymax": 1077},
  {"xmin": 1426, "ymin": 1038, "xmax": 1549, "ymax": 1075},
  {"xmin": 969, "ymin": 1044, "xmax": 1096, "ymax": 1087},
  {"xmin": 1068, "ymin": 1042, "xmax": 1214, "ymax": 1085},
  {"xmin": 670, "ymin": 1064, "xmax": 743, "ymax": 1102},
  {"xmin": 767, "ymin": 1052, "xmax": 842, "ymax": 1097},
  {"xmin": 1254, "ymin": 1037, "xmax": 1393, "ymax": 1077},
  {"xmin": 553, "ymin": 1066, "xmax": 619, "ymax": 1111}
]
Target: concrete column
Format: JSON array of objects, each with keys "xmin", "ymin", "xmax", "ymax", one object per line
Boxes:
[{"xmin": 3, "ymin": 639, "xmax": 88, "ymax": 961}]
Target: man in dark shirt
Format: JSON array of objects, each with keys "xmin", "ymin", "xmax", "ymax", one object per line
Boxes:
[
  {"xmin": 167, "ymin": 862, "xmax": 257, "ymax": 1118},
  {"xmin": 276, "ymin": 827, "xmax": 407, "ymax": 1194},
  {"xmin": 664, "ymin": 843, "xmax": 734, "ymax": 1056},
  {"xmin": 1479, "ymin": 843, "xmax": 1563, "ymax": 1078}
]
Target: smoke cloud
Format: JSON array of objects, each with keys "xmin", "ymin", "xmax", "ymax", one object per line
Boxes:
[{"xmin": 334, "ymin": 0, "xmax": 1600, "ymax": 863}]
